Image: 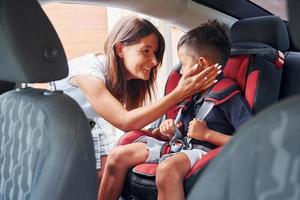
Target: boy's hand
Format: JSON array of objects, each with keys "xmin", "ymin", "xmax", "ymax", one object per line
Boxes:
[
  {"xmin": 159, "ymin": 119, "xmax": 176, "ymax": 140},
  {"xmin": 151, "ymin": 128, "xmax": 169, "ymax": 141},
  {"xmin": 187, "ymin": 119, "xmax": 209, "ymax": 141}
]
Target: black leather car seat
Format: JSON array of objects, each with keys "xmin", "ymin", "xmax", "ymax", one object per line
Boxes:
[
  {"xmin": 0, "ymin": 0, "xmax": 98, "ymax": 199},
  {"xmin": 0, "ymin": 81, "xmax": 15, "ymax": 94}
]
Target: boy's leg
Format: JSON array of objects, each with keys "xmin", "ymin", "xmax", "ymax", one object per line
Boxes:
[
  {"xmin": 156, "ymin": 149, "xmax": 206, "ymax": 200},
  {"xmin": 98, "ymin": 143, "xmax": 148, "ymax": 200},
  {"xmin": 156, "ymin": 153, "xmax": 191, "ymax": 200}
]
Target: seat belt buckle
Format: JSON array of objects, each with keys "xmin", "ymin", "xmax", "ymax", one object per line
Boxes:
[{"xmin": 170, "ymin": 140, "xmax": 184, "ymax": 153}]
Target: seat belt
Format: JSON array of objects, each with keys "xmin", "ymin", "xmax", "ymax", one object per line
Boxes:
[
  {"xmin": 184, "ymin": 100, "xmax": 215, "ymax": 152},
  {"xmin": 169, "ymin": 97, "xmax": 215, "ymax": 153},
  {"xmin": 169, "ymin": 106, "xmax": 189, "ymax": 152},
  {"xmin": 195, "ymin": 100, "xmax": 215, "ymax": 120}
]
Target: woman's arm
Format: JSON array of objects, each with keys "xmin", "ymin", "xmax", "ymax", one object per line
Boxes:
[{"xmin": 72, "ymin": 64, "xmax": 218, "ymax": 132}]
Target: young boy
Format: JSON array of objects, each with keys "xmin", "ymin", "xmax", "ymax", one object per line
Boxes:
[{"xmin": 98, "ymin": 20, "xmax": 253, "ymax": 200}]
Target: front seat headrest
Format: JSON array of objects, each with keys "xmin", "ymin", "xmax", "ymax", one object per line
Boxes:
[
  {"xmin": 0, "ymin": 0, "xmax": 68, "ymax": 83},
  {"xmin": 230, "ymin": 16, "xmax": 289, "ymax": 51}
]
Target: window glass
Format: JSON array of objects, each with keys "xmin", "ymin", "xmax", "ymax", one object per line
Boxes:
[
  {"xmin": 43, "ymin": 3, "xmax": 109, "ymax": 59},
  {"xmin": 42, "ymin": 3, "xmax": 185, "ymax": 97},
  {"xmin": 250, "ymin": 0, "xmax": 288, "ymax": 20}
]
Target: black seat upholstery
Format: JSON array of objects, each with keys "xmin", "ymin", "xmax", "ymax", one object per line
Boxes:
[
  {"xmin": 0, "ymin": 81, "xmax": 15, "ymax": 94},
  {"xmin": 280, "ymin": 51, "xmax": 300, "ymax": 98},
  {"xmin": 0, "ymin": 0, "xmax": 97, "ymax": 199},
  {"xmin": 229, "ymin": 15, "xmax": 289, "ymax": 112},
  {"xmin": 230, "ymin": 16, "xmax": 289, "ymax": 51},
  {"xmin": 288, "ymin": 0, "xmax": 300, "ymax": 50},
  {"xmin": 279, "ymin": 1, "xmax": 300, "ymax": 99}
]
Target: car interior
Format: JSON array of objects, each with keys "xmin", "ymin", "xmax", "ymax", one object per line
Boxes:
[
  {"xmin": 0, "ymin": 0, "xmax": 97, "ymax": 199},
  {"xmin": 0, "ymin": 0, "xmax": 300, "ymax": 200},
  {"xmin": 117, "ymin": 14, "xmax": 291, "ymax": 200}
]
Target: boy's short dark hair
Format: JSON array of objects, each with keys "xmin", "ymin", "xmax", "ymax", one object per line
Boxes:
[{"xmin": 177, "ymin": 20, "xmax": 231, "ymax": 66}]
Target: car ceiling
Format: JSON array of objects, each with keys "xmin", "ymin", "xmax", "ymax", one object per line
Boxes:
[
  {"xmin": 38, "ymin": 0, "xmax": 238, "ymax": 31},
  {"xmin": 38, "ymin": 0, "xmax": 280, "ymax": 32},
  {"xmin": 193, "ymin": 0, "xmax": 271, "ymax": 20}
]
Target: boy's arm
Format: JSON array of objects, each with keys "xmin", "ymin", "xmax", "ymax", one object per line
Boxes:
[
  {"xmin": 187, "ymin": 120, "xmax": 231, "ymax": 146},
  {"xmin": 151, "ymin": 127, "xmax": 170, "ymax": 141},
  {"xmin": 151, "ymin": 118, "xmax": 183, "ymax": 141},
  {"xmin": 201, "ymin": 128, "xmax": 231, "ymax": 146},
  {"xmin": 188, "ymin": 93, "xmax": 253, "ymax": 146}
]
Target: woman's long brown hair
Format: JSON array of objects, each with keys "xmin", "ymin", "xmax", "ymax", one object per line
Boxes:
[{"xmin": 104, "ymin": 16, "xmax": 165, "ymax": 110}]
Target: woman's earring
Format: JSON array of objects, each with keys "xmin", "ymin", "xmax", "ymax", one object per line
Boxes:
[{"xmin": 115, "ymin": 43, "xmax": 124, "ymax": 58}]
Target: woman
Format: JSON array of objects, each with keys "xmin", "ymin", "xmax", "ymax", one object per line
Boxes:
[{"xmin": 55, "ymin": 16, "xmax": 219, "ymax": 182}]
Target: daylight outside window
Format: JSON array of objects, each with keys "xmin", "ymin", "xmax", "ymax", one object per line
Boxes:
[{"xmin": 42, "ymin": 3, "xmax": 184, "ymax": 98}]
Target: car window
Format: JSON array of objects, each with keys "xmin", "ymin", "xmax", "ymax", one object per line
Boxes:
[
  {"xmin": 250, "ymin": 0, "xmax": 288, "ymax": 20},
  {"xmin": 42, "ymin": 3, "xmax": 185, "ymax": 97}
]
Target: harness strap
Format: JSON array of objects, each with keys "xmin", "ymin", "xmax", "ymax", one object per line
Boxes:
[
  {"xmin": 195, "ymin": 100, "xmax": 215, "ymax": 120},
  {"xmin": 169, "ymin": 104, "xmax": 191, "ymax": 152},
  {"xmin": 170, "ymin": 96, "xmax": 194, "ymax": 143},
  {"xmin": 183, "ymin": 100, "xmax": 215, "ymax": 151},
  {"xmin": 170, "ymin": 97, "xmax": 215, "ymax": 153}
]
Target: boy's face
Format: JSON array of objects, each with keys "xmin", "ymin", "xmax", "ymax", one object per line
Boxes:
[{"xmin": 177, "ymin": 46, "xmax": 210, "ymax": 75}]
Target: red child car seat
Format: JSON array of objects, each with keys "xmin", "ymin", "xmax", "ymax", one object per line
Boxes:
[
  {"xmin": 188, "ymin": 3, "xmax": 300, "ymax": 200},
  {"xmin": 119, "ymin": 16, "xmax": 288, "ymax": 200}
]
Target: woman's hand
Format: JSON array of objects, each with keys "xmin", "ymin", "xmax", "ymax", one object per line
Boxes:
[
  {"xmin": 187, "ymin": 119, "xmax": 209, "ymax": 141},
  {"xmin": 175, "ymin": 63, "xmax": 221, "ymax": 98}
]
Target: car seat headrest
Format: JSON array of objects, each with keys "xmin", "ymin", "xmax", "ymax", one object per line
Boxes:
[
  {"xmin": 0, "ymin": 0, "xmax": 68, "ymax": 83},
  {"xmin": 230, "ymin": 16, "xmax": 289, "ymax": 51}
]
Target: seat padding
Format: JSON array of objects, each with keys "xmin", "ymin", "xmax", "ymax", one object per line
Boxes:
[
  {"xmin": 230, "ymin": 16, "xmax": 289, "ymax": 51},
  {"xmin": 0, "ymin": 89, "xmax": 98, "ymax": 200},
  {"xmin": 0, "ymin": 0, "xmax": 98, "ymax": 199}
]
